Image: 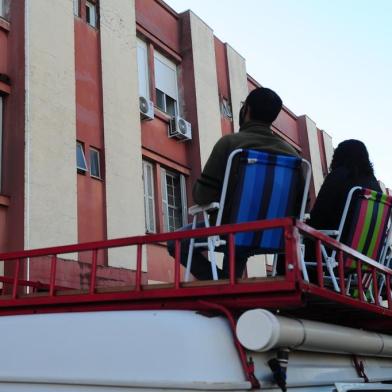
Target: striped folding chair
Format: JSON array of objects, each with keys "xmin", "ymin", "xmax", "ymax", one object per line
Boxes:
[
  {"xmin": 343, "ymin": 188, "xmax": 392, "ymax": 298},
  {"xmin": 185, "ymin": 149, "xmax": 311, "ymax": 281},
  {"xmin": 316, "ymin": 187, "xmax": 392, "ymax": 294}
]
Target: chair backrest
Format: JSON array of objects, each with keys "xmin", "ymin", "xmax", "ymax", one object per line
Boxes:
[
  {"xmin": 216, "ymin": 149, "xmax": 310, "ymax": 253},
  {"xmin": 340, "ymin": 187, "xmax": 392, "ymax": 268}
]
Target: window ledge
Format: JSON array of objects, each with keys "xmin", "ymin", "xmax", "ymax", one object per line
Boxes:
[
  {"xmin": 86, "ymin": 23, "xmax": 99, "ymax": 31},
  {"xmin": 0, "ymin": 194, "xmax": 10, "ymax": 207},
  {"xmin": 0, "ymin": 18, "xmax": 10, "ymax": 32},
  {"xmin": 0, "ymin": 80, "xmax": 11, "ymax": 94},
  {"xmin": 154, "ymin": 108, "xmax": 172, "ymax": 124},
  {"xmin": 90, "ymin": 175, "xmax": 103, "ymax": 182}
]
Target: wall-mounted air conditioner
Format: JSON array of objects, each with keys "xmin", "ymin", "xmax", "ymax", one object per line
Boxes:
[
  {"xmin": 169, "ymin": 116, "xmax": 192, "ymax": 141},
  {"xmin": 139, "ymin": 96, "xmax": 154, "ymax": 121}
]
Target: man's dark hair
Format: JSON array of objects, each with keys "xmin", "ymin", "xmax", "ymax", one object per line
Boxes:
[
  {"xmin": 245, "ymin": 87, "xmax": 283, "ymax": 123},
  {"xmin": 330, "ymin": 139, "xmax": 374, "ymax": 177}
]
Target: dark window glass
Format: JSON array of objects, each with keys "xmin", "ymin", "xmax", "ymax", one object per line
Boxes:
[
  {"xmin": 165, "ymin": 172, "xmax": 183, "ymax": 231},
  {"xmin": 76, "ymin": 142, "xmax": 88, "ymax": 172},
  {"xmin": 156, "ymin": 89, "xmax": 165, "ymax": 112},
  {"xmin": 166, "ymin": 95, "xmax": 177, "ymax": 117},
  {"xmin": 86, "ymin": 1, "xmax": 97, "ymax": 27},
  {"xmin": 89, "ymin": 148, "xmax": 101, "ymax": 178}
]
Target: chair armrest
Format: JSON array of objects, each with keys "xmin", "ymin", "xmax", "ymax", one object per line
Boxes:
[{"xmin": 188, "ymin": 202, "xmax": 220, "ymax": 216}]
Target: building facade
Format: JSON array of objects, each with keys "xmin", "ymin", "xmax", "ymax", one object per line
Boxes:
[{"xmin": 0, "ymin": 0, "xmax": 334, "ymax": 285}]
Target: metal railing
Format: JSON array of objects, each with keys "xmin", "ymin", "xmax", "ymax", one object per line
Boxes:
[{"xmin": 0, "ymin": 218, "xmax": 391, "ymax": 318}]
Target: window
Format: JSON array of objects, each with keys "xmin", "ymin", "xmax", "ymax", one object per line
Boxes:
[
  {"xmin": 85, "ymin": 1, "xmax": 97, "ymax": 28},
  {"xmin": 161, "ymin": 168, "xmax": 187, "ymax": 232},
  {"xmin": 0, "ymin": 96, "xmax": 3, "ymax": 189},
  {"xmin": 0, "ymin": 0, "xmax": 9, "ymax": 19},
  {"xmin": 73, "ymin": 0, "xmax": 80, "ymax": 16},
  {"xmin": 221, "ymin": 98, "xmax": 233, "ymax": 119},
  {"xmin": 142, "ymin": 161, "xmax": 156, "ymax": 233},
  {"xmin": 89, "ymin": 148, "xmax": 101, "ymax": 179},
  {"xmin": 76, "ymin": 142, "xmax": 88, "ymax": 173},
  {"xmin": 137, "ymin": 39, "xmax": 150, "ymax": 100},
  {"xmin": 154, "ymin": 51, "xmax": 179, "ymax": 116}
]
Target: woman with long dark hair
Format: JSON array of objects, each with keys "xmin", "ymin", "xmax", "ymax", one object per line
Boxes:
[{"xmin": 308, "ymin": 139, "xmax": 381, "ymax": 230}]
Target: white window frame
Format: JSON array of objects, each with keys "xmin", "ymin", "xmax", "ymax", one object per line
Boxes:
[
  {"xmin": 0, "ymin": 0, "xmax": 4, "ymax": 18},
  {"xmin": 142, "ymin": 161, "xmax": 156, "ymax": 233},
  {"xmin": 0, "ymin": 96, "xmax": 3, "ymax": 190},
  {"xmin": 76, "ymin": 142, "xmax": 88, "ymax": 173},
  {"xmin": 137, "ymin": 38, "xmax": 150, "ymax": 100},
  {"xmin": 85, "ymin": 1, "xmax": 97, "ymax": 28},
  {"xmin": 154, "ymin": 51, "xmax": 179, "ymax": 116},
  {"xmin": 89, "ymin": 148, "xmax": 101, "ymax": 179},
  {"xmin": 161, "ymin": 168, "xmax": 187, "ymax": 232},
  {"xmin": 221, "ymin": 98, "xmax": 233, "ymax": 119},
  {"xmin": 73, "ymin": 0, "xmax": 80, "ymax": 17}
]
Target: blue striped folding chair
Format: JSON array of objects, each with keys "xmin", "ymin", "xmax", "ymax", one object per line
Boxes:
[{"xmin": 185, "ymin": 149, "xmax": 311, "ymax": 281}]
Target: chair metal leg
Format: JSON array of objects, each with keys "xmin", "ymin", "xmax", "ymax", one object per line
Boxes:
[
  {"xmin": 300, "ymin": 244, "xmax": 309, "ymax": 282},
  {"xmin": 321, "ymin": 246, "xmax": 340, "ymax": 292},
  {"xmin": 185, "ymin": 216, "xmax": 198, "ymax": 282},
  {"xmin": 203, "ymin": 211, "xmax": 219, "ymax": 280},
  {"xmin": 207, "ymin": 238, "xmax": 219, "ymax": 280},
  {"xmin": 271, "ymin": 254, "xmax": 278, "ymax": 277},
  {"xmin": 379, "ymin": 249, "xmax": 392, "ymax": 297}
]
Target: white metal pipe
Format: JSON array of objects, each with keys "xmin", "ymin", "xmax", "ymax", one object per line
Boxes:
[{"xmin": 236, "ymin": 309, "xmax": 392, "ymax": 357}]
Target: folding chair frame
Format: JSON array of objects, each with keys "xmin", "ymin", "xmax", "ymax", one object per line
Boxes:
[
  {"xmin": 185, "ymin": 149, "xmax": 312, "ymax": 282},
  {"xmin": 304, "ymin": 186, "xmax": 392, "ymax": 294}
]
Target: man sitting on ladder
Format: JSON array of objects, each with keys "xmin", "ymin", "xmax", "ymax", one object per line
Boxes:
[{"xmin": 168, "ymin": 87, "xmax": 302, "ymax": 280}]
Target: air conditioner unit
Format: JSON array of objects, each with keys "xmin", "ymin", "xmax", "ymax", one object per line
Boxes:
[
  {"xmin": 169, "ymin": 116, "xmax": 192, "ymax": 141},
  {"xmin": 139, "ymin": 96, "xmax": 154, "ymax": 120}
]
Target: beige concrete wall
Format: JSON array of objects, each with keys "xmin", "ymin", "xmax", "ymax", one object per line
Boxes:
[
  {"xmin": 100, "ymin": 0, "xmax": 146, "ymax": 269},
  {"xmin": 226, "ymin": 44, "xmax": 248, "ymax": 133},
  {"xmin": 322, "ymin": 130, "xmax": 334, "ymax": 170},
  {"xmin": 25, "ymin": 0, "xmax": 78, "ymax": 250},
  {"xmin": 305, "ymin": 116, "xmax": 324, "ymax": 195},
  {"xmin": 189, "ymin": 12, "xmax": 222, "ymax": 167}
]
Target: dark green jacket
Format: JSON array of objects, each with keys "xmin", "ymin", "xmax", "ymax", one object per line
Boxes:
[{"xmin": 192, "ymin": 121, "xmax": 301, "ymax": 222}]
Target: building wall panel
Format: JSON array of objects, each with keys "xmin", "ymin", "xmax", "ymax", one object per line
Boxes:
[
  {"xmin": 178, "ymin": 12, "xmax": 201, "ymax": 189},
  {"xmin": 273, "ymin": 109, "xmax": 300, "ymax": 146},
  {"xmin": 189, "ymin": 11, "xmax": 221, "ymax": 167},
  {"xmin": 2, "ymin": 0, "xmax": 24, "ymax": 256},
  {"xmin": 298, "ymin": 115, "xmax": 324, "ymax": 201},
  {"xmin": 141, "ymin": 116, "xmax": 189, "ymax": 168},
  {"xmin": 74, "ymin": 18, "xmax": 106, "ymax": 253},
  {"xmin": 135, "ymin": 0, "xmax": 180, "ymax": 54},
  {"xmin": 226, "ymin": 44, "xmax": 248, "ymax": 133},
  {"xmin": 322, "ymin": 130, "xmax": 334, "ymax": 170},
  {"xmin": 214, "ymin": 37, "xmax": 232, "ymax": 136},
  {"xmin": 25, "ymin": 0, "xmax": 77, "ymax": 250},
  {"xmin": 100, "ymin": 0, "xmax": 146, "ymax": 269}
]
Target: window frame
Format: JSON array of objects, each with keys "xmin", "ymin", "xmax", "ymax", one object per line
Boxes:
[
  {"xmin": 142, "ymin": 160, "xmax": 157, "ymax": 233},
  {"xmin": 153, "ymin": 50, "xmax": 179, "ymax": 116},
  {"xmin": 73, "ymin": 0, "xmax": 80, "ymax": 17},
  {"xmin": 76, "ymin": 142, "xmax": 88, "ymax": 174},
  {"xmin": 0, "ymin": 0, "xmax": 7, "ymax": 20},
  {"xmin": 221, "ymin": 98, "xmax": 233, "ymax": 119},
  {"xmin": 161, "ymin": 167, "xmax": 187, "ymax": 232},
  {"xmin": 85, "ymin": 0, "xmax": 97, "ymax": 28},
  {"xmin": 137, "ymin": 38, "xmax": 150, "ymax": 101},
  {"xmin": 89, "ymin": 147, "xmax": 101, "ymax": 179}
]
